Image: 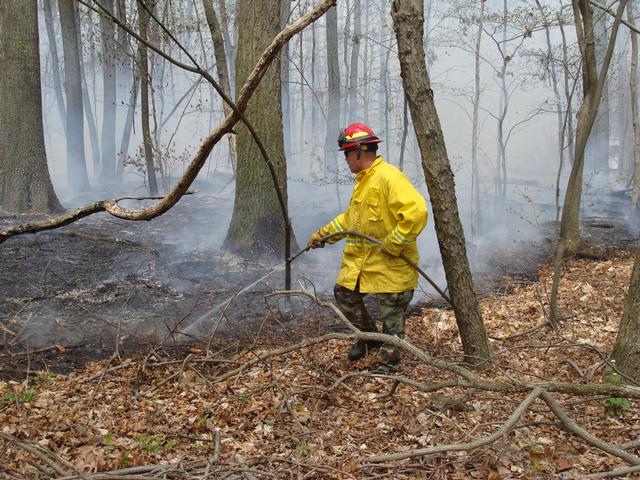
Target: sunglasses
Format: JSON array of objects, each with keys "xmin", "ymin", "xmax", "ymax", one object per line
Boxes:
[{"xmin": 343, "ymin": 148, "xmax": 357, "ymax": 158}]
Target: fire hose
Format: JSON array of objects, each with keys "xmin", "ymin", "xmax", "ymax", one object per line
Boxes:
[{"xmin": 287, "ymin": 230, "xmax": 453, "ymax": 306}]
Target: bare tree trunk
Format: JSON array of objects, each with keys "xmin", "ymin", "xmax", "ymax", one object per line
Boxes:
[
  {"xmin": 323, "ymin": 4, "xmax": 341, "ymax": 204},
  {"xmin": 611, "ymin": 240, "xmax": 640, "ymax": 383},
  {"xmin": 217, "ymin": 0, "xmax": 236, "ymax": 98},
  {"xmin": 59, "ymin": 0, "xmax": 91, "ymax": 192},
  {"xmin": 561, "ymin": 0, "xmax": 625, "ymax": 255},
  {"xmin": 495, "ymin": 0, "xmax": 508, "ymax": 211},
  {"xmin": 392, "ymin": 0, "xmax": 491, "ymax": 366},
  {"xmin": 116, "ymin": 73, "xmax": 138, "ymax": 182},
  {"xmin": 629, "ymin": 1, "xmax": 640, "ymax": 212},
  {"xmin": 298, "ymin": 14, "xmax": 305, "ymax": 154},
  {"xmin": 398, "ymin": 94, "xmax": 408, "ymax": 172},
  {"xmin": 280, "ymin": 0, "xmax": 292, "ymax": 164},
  {"xmin": 75, "ymin": 2, "xmax": 100, "ymax": 177},
  {"xmin": 0, "ymin": 0, "xmax": 63, "ymax": 213},
  {"xmin": 99, "ymin": 0, "xmax": 117, "ymax": 184},
  {"xmin": 202, "ymin": 0, "xmax": 237, "ymax": 173},
  {"xmin": 137, "ymin": 0, "xmax": 158, "ymax": 195},
  {"xmin": 585, "ymin": 9, "xmax": 611, "ymax": 196},
  {"xmin": 471, "ymin": 0, "xmax": 485, "ymax": 242},
  {"xmin": 43, "ymin": 0, "xmax": 66, "ymax": 128},
  {"xmin": 536, "ymin": 0, "xmax": 566, "ymax": 225},
  {"xmin": 550, "ymin": 0, "xmax": 627, "ymax": 323},
  {"xmin": 224, "ymin": 0, "xmax": 295, "ymax": 256},
  {"xmin": 311, "ymin": 21, "xmax": 319, "ymax": 136},
  {"xmin": 348, "ymin": 0, "xmax": 361, "ymax": 119}
]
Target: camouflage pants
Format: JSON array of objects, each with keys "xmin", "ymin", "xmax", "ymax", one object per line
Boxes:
[{"xmin": 333, "ymin": 283, "xmax": 414, "ymax": 338}]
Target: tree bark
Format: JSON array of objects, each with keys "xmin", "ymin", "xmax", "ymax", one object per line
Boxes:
[
  {"xmin": 58, "ymin": 0, "xmax": 91, "ymax": 191},
  {"xmin": 471, "ymin": 0, "xmax": 485, "ymax": 241},
  {"xmin": 391, "ymin": 0, "xmax": 492, "ymax": 366},
  {"xmin": 629, "ymin": 1, "xmax": 640, "ymax": 213},
  {"xmin": 561, "ymin": 0, "xmax": 625, "ymax": 254},
  {"xmin": 43, "ymin": 0, "xmax": 67, "ymax": 128},
  {"xmin": 99, "ymin": 0, "xmax": 117, "ymax": 183},
  {"xmin": 550, "ymin": 0, "xmax": 627, "ymax": 322},
  {"xmin": 0, "ymin": 0, "xmax": 63, "ymax": 213},
  {"xmin": 348, "ymin": 0, "xmax": 361, "ymax": 119},
  {"xmin": 137, "ymin": 0, "xmax": 159, "ymax": 195},
  {"xmin": 280, "ymin": 0, "xmax": 292, "ymax": 164},
  {"xmin": 224, "ymin": 0, "xmax": 294, "ymax": 256},
  {"xmin": 202, "ymin": 0, "xmax": 237, "ymax": 173},
  {"xmin": 323, "ymin": 5, "xmax": 340, "ymax": 180},
  {"xmin": 611, "ymin": 240, "xmax": 640, "ymax": 383}
]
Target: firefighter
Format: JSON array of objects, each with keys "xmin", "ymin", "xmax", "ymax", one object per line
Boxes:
[{"xmin": 307, "ymin": 123, "xmax": 428, "ymax": 366}]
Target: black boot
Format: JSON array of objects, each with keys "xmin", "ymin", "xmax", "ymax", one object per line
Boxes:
[{"xmin": 347, "ymin": 339, "xmax": 383, "ymax": 361}]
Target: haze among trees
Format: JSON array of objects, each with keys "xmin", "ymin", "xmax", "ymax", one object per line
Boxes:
[{"xmin": 3, "ymin": 0, "xmax": 640, "ymax": 476}]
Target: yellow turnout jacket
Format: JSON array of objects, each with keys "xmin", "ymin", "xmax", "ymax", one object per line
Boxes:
[{"xmin": 319, "ymin": 156, "xmax": 427, "ymax": 293}]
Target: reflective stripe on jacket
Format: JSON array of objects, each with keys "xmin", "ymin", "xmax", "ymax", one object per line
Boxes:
[{"xmin": 319, "ymin": 156, "xmax": 428, "ymax": 293}]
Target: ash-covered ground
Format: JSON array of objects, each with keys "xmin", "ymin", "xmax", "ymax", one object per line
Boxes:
[{"xmin": 0, "ymin": 180, "xmax": 636, "ymax": 379}]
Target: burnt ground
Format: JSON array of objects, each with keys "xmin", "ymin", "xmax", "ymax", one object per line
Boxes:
[{"xmin": 0, "ymin": 190, "xmax": 637, "ymax": 380}]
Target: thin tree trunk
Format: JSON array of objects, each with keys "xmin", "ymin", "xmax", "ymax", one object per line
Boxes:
[
  {"xmin": 137, "ymin": 0, "xmax": 158, "ymax": 195},
  {"xmin": 495, "ymin": 0, "xmax": 508, "ymax": 210},
  {"xmin": 217, "ymin": 0, "xmax": 235, "ymax": 98},
  {"xmin": 323, "ymin": 4, "xmax": 342, "ymax": 208},
  {"xmin": 202, "ymin": 0, "xmax": 237, "ymax": 173},
  {"xmin": 471, "ymin": 0, "xmax": 485, "ymax": 241},
  {"xmin": 391, "ymin": 0, "xmax": 492, "ymax": 366},
  {"xmin": 348, "ymin": 0, "xmax": 361, "ymax": 119},
  {"xmin": 298, "ymin": 17, "xmax": 305, "ymax": 155},
  {"xmin": 629, "ymin": 1, "xmax": 640, "ymax": 212},
  {"xmin": 398, "ymin": 94, "xmax": 408, "ymax": 172},
  {"xmin": 59, "ymin": 0, "xmax": 91, "ymax": 192},
  {"xmin": 536, "ymin": 0, "xmax": 566, "ymax": 225},
  {"xmin": 43, "ymin": 0, "xmax": 67, "ymax": 128},
  {"xmin": 116, "ymin": 73, "xmax": 139, "ymax": 181},
  {"xmin": 550, "ymin": 0, "xmax": 627, "ymax": 323},
  {"xmin": 99, "ymin": 0, "xmax": 117, "ymax": 183},
  {"xmin": 79, "ymin": 53, "xmax": 101, "ymax": 177},
  {"xmin": 280, "ymin": 0, "xmax": 292, "ymax": 163}
]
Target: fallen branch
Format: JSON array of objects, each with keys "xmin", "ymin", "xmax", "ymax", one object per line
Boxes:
[
  {"xmin": 0, "ymin": 0, "xmax": 336, "ymax": 244},
  {"xmin": 367, "ymin": 387, "xmax": 543, "ymax": 462},
  {"xmin": 539, "ymin": 390, "xmax": 640, "ymax": 466}
]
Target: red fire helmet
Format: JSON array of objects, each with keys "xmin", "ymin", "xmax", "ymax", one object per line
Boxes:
[{"xmin": 337, "ymin": 122, "xmax": 382, "ymax": 151}]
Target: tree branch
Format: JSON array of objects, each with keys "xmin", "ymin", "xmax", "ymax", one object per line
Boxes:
[{"xmin": 1, "ymin": 0, "xmax": 336, "ymax": 245}]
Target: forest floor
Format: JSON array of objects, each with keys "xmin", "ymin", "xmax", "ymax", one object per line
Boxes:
[{"xmin": 1, "ymin": 194, "xmax": 639, "ymax": 478}]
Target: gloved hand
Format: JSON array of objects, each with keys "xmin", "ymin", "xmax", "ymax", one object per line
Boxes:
[{"xmin": 306, "ymin": 229, "xmax": 326, "ymax": 249}]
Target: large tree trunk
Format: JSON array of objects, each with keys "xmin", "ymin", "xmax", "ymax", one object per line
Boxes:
[
  {"xmin": 137, "ymin": 0, "xmax": 159, "ymax": 196},
  {"xmin": 391, "ymin": 0, "xmax": 491, "ymax": 366},
  {"xmin": 99, "ymin": 0, "xmax": 117, "ymax": 184},
  {"xmin": 59, "ymin": 0, "xmax": 91, "ymax": 192},
  {"xmin": 611, "ymin": 241, "xmax": 640, "ymax": 383},
  {"xmin": 224, "ymin": 0, "xmax": 292, "ymax": 256},
  {"xmin": 0, "ymin": 0, "xmax": 63, "ymax": 214}
]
